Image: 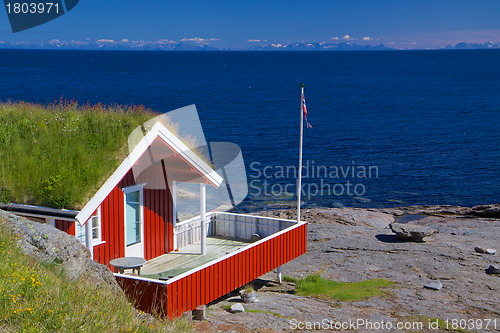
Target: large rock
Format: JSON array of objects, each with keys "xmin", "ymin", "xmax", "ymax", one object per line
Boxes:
[
  {"xmin": 389, "ymin": 223, "xmax": 437, "ymax": 242},
  {"xmin": 486, "ymin": 265, "xmax": 500, "ymax": 274},
  {"xmin": 0, "ymin": 210, "xmax": 122, "ymax": 294},
  {"xmin": 230, "ymin": 303, "xmax": 245, "ymax": 313},
  {"xmin": 424, "ymin": 280, "xmax": 443, "ymax": 290},
  {"xmin": 471, "ymin": 204, "xmax": 500, "ymax": 218}
]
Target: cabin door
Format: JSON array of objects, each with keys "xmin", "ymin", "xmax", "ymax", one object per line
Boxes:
[{"xmin": 124, "ymin": 188, "xmax": 144, "ymax": 258}]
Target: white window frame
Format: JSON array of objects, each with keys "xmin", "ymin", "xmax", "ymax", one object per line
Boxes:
[
  {"xmin": 75, "ymin": 206, "xmax": 104, "ymax": 246},
  {"xmin": 123, "ymin": 183, "xmax": 146, "ymax": 257}
]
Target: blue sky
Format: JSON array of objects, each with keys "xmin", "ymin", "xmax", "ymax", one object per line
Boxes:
[{"xmin": 1, "ymin": 0, "xmax": 500, "ymax": 48}]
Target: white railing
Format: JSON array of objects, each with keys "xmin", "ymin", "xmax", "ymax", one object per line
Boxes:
[
  {"xmin": 173, "ymin": 212, "xmax": 298, "ymax": 250},
  {"xmin": 213, "ymin": 212, "xmax": 296, "ymax": 239},
  {"xmin": 173, "ymin": 213, "xmax": 215, "ymax": 249}
]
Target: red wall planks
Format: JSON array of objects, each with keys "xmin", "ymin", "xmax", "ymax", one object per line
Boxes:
[
  {"xmin": 116, "ymin": 222, "xmax": 307, "ymax": 319},
  {"xmin": 55, "ymin": 219, "xmax": 75, "ymax": 235},
  {"xmin": 57, "ymin": 168, "xmax": 177, "ymax": 269}
]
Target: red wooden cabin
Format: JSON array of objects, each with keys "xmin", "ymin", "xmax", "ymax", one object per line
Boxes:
[{"xmin": 42, "ymin": 121, "xmax": 307, "ymax": 317}]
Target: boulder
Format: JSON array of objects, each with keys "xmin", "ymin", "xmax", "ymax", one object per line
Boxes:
[
  {"xmin": 471, "ymin": 204, "xmax": 500, "ymax": 218},
  {"xmin": 474, "ymin": 247, "xmax": 496, "ymax": 254},
  {"xmin": 1, "ymin": 210, "xmax": 122, "ymax": 294},
  {"xmin": 474, "ymin": 247, "xmax": 487, "ymax": 254},
  {"xmin": 393, "ymin": 210, "xmax": 405, "ymax": 217},
  {"xmin": 424, "ymin": 280, "xmax": 443, "ymax": 290},
  {"xmin": 230, "ymin": 303, "xmax": 245, "ymax": 313},
  {"xmin": 389, "ymin": 223, "xmax": 437, "ymax": 242},
  {"xmin": 486, "ymin": 265, "xmax": 500, "ymax": 275}
]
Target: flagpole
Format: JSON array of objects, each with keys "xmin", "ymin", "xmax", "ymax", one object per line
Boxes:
[{"xmin": 297, "ymin": 83, "xmax": 305, "ymax": 223}]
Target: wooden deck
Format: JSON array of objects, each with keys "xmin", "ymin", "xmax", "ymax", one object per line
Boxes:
[{"xmin": 140, "ymin": 236, "xmax": 250, "ymax": 280}]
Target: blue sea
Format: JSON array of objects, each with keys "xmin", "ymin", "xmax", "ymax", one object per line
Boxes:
[{"xmin": 1, "ymin": 49, "xmax": 499, "ymax": 211}]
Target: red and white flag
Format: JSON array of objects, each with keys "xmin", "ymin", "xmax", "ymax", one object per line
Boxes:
[{"xmin": 302, "ymin": 93, "xmax": 312, "ymax": 128}]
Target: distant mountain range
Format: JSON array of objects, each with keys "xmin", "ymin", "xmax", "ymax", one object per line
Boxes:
[
  {"xmin": 243, "ymin": 42, "xmax": 394, "ymax": 51},
  {"xmin": 1, "ymin": 40, "xmax": 499, "ymax": 51},
  {"xmin": 0, "ymin": 40, "xmax": 395, "ymax": 51},
  {"xmin": 445, "ymin": 42, "xmax": 500, "ymax": 49}
]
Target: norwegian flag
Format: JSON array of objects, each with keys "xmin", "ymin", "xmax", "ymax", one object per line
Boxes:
[{"xmin": 302, "ymin": 93, "xmax": 312, "ymax": 128}]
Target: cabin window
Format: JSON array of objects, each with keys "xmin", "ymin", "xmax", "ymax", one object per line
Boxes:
[
  {"xmin": 76, "ymin": 207, "xmax": 101, "ymax": 244},
  {"xmin": 125, "ymin": 190, "xmax": 142, "ymax": 246}
]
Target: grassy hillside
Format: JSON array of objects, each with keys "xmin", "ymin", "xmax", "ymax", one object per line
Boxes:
[
  {"xmin": 0, "ymin": 219, "xmax": 192, "ymax": 332},
  {"xmin": 0, "ymin": 100, "xmax": 157, "ymax": 210}
]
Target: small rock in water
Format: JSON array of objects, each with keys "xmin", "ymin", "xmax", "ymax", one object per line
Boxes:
[
  {"xmin": 474, "ymin": 247, "xmax": 487, "ymax": 254},
  {"xmin": 486, "ymin": 265, "xmax": 500, "ymax": 275},
  {"xmin": 424, "ymin": 280, "xmax": 443, "ymax": 290},
  {"xmin": 390, "ymin": 223, "xmax": 437, "ymax": 242},
  {"xmin": 215, "ymin": 203, "xmax": 234, "ymax": 212},
  {"xmin": 393, "ymin": 210, "xmax": 405, "ymax": 217},
  {"xmin": 486, "ymin": 249, "xmax": 496, "ymax": 255},
  {"xmin": 230, "ymin": 303, "xmax": 245, "ymax": 313}
]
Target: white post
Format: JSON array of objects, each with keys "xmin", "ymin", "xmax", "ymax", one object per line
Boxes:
[
  {"xmin": 172, "ymin": 181, "xmax": 177, "ymax": 226},
  {"xmin": 172, "ymin": 181, "xmax": 177, "ymax": 250},
  {"xmin": 297, "ymin": 84, "xmax": 305, "ymax": 223},
  {"xmin": 200, "ymin": 183, "xmax": 206, "ymax": 255},
  {"xmin": 277, "ymin": 266, "xmax": 282, "ymax": 284},
  {"xmin": 85, "ymin": 220, "xmax": 94, "ymax": 260}
]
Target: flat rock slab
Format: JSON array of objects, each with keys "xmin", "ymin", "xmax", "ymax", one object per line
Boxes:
[
  {"xmin": 200, "ymin": 208, "xmax": 500, "ymax": 332},
  {"xmin": 424, "ymin": 280, "xmax": 443, "ymax": 290},
  {"xmin": 390, "ymin": 223, "xmax": 437, "ymax": 242},
  {"xmin": 472, "ymin": 204, "xmax": 500, "ymax": 218},
  {"xmin": 252, "ymin": 207, "xmax": 395, "ymax": 228}
]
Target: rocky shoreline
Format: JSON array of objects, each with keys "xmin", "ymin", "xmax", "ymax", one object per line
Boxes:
[
  {"xmin": 2, "ymin": 204, "xmax": 499, "ymax": 332},
  {"xmin": 196, "ymin": 204, "xmax": 500, "ymax": 332}
]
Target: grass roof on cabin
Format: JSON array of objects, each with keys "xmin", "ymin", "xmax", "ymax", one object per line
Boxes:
[{"xmin": 0, "ymin": 100, "xmax": 205, "ymax": 210}]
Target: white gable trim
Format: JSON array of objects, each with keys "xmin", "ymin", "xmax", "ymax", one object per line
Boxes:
[{"xmin": 76, "ymin": 122, "xmax": 223, "ymax": 225}]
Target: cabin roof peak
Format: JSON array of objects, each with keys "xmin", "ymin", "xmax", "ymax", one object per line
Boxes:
[{"xmin": 76, "ymin": 121, "xmax": 223, "ymax": 225}]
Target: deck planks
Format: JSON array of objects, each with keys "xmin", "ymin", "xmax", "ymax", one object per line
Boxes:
[{"xmin": 141, "ymin": 236, "xmax": 249, "ymax": 280}]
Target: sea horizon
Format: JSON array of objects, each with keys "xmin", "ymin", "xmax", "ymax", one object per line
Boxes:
[{"xmin": 1, "ymin": 49, "xmax": 499, "ymax": 213}]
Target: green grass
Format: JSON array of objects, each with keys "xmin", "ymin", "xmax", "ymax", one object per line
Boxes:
[
  {"xmin": 295, "ymin": 274, "xmax": 394, "ymax": 301},
  {"xmin": 0, "ymin": 220, "xmax": 192, "ymax": 332},
  {"xmin": 0, "ymin": 100, "xmax": 207, "ymax": 210},
  {"xmin": 243, "ymin": 307, "xmax": 286, "ymax": 318},
  {"xmin": 282, "ymin": 275, "xmax": 298, "ymax": 283},
  {"xmin": 221, "ymin": 304, "xmax": 286, "ymax": 319},
  {"xmin": 242, "ymin": 283, "xmax": 254, "ymax": 293},
  {"xmin": 0, "ymin": 100, "xmax": 156, "ymax": 209}
]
